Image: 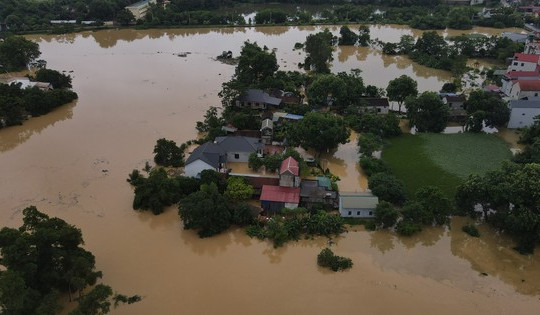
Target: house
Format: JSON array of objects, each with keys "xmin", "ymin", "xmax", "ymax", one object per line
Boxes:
[
  {"xmin": 501, "ymin": 71, "xmax": 540, "ymax": 96},
  {"xmin": 214, "ymin": 136, "xmax": 263, "ymax": 163},
  {"xmin": 7, "ymin": 77, "xmax": 52, "ymax": 91},
  {"xmin": 509, "ymin": 80, "xmax": 540, "ymax": 100},
  {"xmin": 260, "ymin": 185, "xmax": 300, "ymax": 214},
  {"xmin": 339, "ymin": 192, "xmax": 379, "ymax": 218},
  {"xmin": 442, "ymin": 94, "xmax": 466, "ymax": 110},
  {"xmin": 125, "ymin": 0, "xmax": 157, "ymax": 20},
  {"xmin": 501, "ymin": 32, "xmax": 529, "ymax": 44},
  {"xmin": 359, "ymin": 97, "xmax": 390, "ymax": 114},
  {"xmin": 184, "ymin": 142, "xmax": 226, "ymax": 178},
  {"xmin": 507, "ymin": 53, "xmax": 540, "ymax": 72},
  {"xmin": 484, "ymin": 84, "xmax": 501, "ymax": 93},
  {"xmin": 235, "ymin": 89, "xmax": 282, "ymax": 109},
  {"xmin": 270, "ymin": 90, "xmax": 302, "ymax": 105},
  {"xmin": 507, "ymin": 100, "xmax": 540, "ymax": 128},
  {"xmin": 260, "ymin": 119, "xmax": 273, "ymax": 144},
  {"xmin": 300, "ymin": 177, "xmax": 338, "ymax": 209},
  {"xmin": 279, "ymin": 157, "xmax": 300, "ymax": 188}
]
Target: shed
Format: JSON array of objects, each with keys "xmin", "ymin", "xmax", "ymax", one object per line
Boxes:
[
  {"xmin": 339, "ymin": 193, "xmax": 379, "ymax": 218},
  {"xmin": 260, "ymin": 185, "xmax": 300, "ymax": 214}
]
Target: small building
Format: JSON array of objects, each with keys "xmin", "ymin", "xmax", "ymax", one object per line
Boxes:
[
  {"xmin": 339, "ymin": 192, "xmax": 379, "ymax": 218},
  {"xmin": 501, "ymin": 32, "xmax": 529, "ymax": 44},
  {"xmin": 501, "ymin": 71, "xmax": 540, "ymax": 96},
  {"xmin": 260, "ymin": 185, "xmax": 300, "ymax": 214},
  {"xmin": 7, "ymin": 77, "xmax": 52, "ymax": 91},
  {"xmin": 299, "ymin": 177, "xmax": 338, "ymax": 209},
  {"xmin": 359, "ymin": 97, "xmax": 390, "ymax": 114},
  {"xmin": 50, "ymin": 20, "xmax": 77, "ymax": 24},
  {"xmin": 260, "ymin": 119, "xmax": 273, "ymax": 144},
  {"xmin": 442, "ymin": 94, "xmax": 466, "ymax": 110},
  {"xmin": 507, "ymin": 100, "xmax": 540, "ymax": 128},
  {"xmin": 125, "ymin": 0, "xmax": 157, "ymax": 20},
  {"xmin": 279, "ymin": 157, "xmax": 300, "ymax": 188},
  {"xmin": 214, "ymin": 136, "xmax": 263, "ymax": 163},
  {"xmin": 508, "ymin": 53, "xmax": 540, "ymax": 72},
  {"xmin": 235, "ymin": 89, "xmax": 282, "ymax": 109},
  {"xmin": 184, "ymin": 142, "xmax": 226, "ymax": 178},
  {"xmin": 509, "ymin": 80, "xmax": 540, "ymax": 100}
]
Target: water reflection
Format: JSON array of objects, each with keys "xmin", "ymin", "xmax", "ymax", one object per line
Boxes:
[{"xmin": 0, "ymin": 101, "xmax": 76, "ymax": 152}]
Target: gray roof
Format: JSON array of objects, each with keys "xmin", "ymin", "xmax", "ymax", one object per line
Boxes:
[
  {"xmin": 185, "ymin": 142, "xmax": 226, "ymax": 168},
  {"xmin": 215, "ymin": 136, "xmax": 263, "ymax": 153},
  {"xmin": 261, "ymin": 119, "xmax": 273, "ymax": 130},
  {"xmin": 339, "ymin": 193, "xmax": 379, "ymax": 209},
  {"xmin": 509, "ymin": 100, "xmax": 540, "ymax": 109},
  {"xmin": 501, "ymin": 32, "xmax": 529, "ymax": 43},
  {"xmin": 241, "ymin": 89, "xmax": 282, "ymax": 106}
]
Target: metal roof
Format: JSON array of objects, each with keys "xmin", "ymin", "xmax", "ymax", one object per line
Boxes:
[
  {"xmin": 280, "ymin": 157, "xmax": 299, "ymax": 176},
  {"xmin": 185, "ymin": 142, "xmax": 226, "ymax": 168},
  {"xmin": 241, "ymin": 89, "xmax": 282, "ymax": 106},
  {"xmin": 509, "ymin": 100, "xmax": 540, "ymax": 109},
  {"xmin": 214, "ymin": 136, "xmax": 263, "ymax": 153},
  {"xmin": 260, "ymin": 185, "xmax": 300, "ymax": 203},
  {"xmin": 339, "ymin": 193, "xmax": 379, "ymax": 209}
]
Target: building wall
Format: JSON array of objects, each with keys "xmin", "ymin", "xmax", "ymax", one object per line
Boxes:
[
  {"xmin": 279, "ymin": 173, "xmax": 295, "ymax": 187},
  {"xmin": 502, "ymin": 79, "xmax": 514, "ymax": 96},
  {"xmin": 236, "ymin": 100, "xmax": 267, "ymax": 109},
  {"xmin": 339, "ymin": 207, "xmax": 375, "ymax": 218},
  {"xmin": 508, "ymin": 107, "xmax": 540, "ymax": 128},
  {"xmin": 226, "ymin": 151, "xmax": 251, "ymax": 163},
  {"xmin": 184, "ymin": 160, "xmax": 216, "ymax": 178},
  {"xmin": 508, "ymin": 60, "xmax": 538, "ymax": 72},
  {"xmin": 510, "ymin": 84, "xmax": 540, "ymax": 99},
  {"xmin": 361, "ymin": 106, "xmax": 389, "ymax": 114}
]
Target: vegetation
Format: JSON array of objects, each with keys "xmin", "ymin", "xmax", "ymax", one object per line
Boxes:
[
  {"xmin": 317, "ymin": 248, "xmax": 353, "ymax": 272},
  {"xmin": 246, "ymin": 209, "xmax": 345, "ymax": 248},
  {"xmin": 0, "ymin": 36, "xmax": 40, "ymax": 71},
  {"xmin": 373, "ymin": 201, "xmax": 399, "ymax": 229},
  {"xmin": 462, "ymin": 224, "xmax": 480, "ymax": 238},
  {"xmin": 224, "ymin": 177, "xmax": 254, "ymax": 201},
  {"xmin": 357, "ymin": 132, "xmax": 383, "ymax": 157},
  {"xmin": 386, "ymin": 75, "xmax": 418, "ymax": 114},
  {"xmin": 32, "ymin": 68, "xmax": 72, "ymax": 89},
  {"xmin": 464, "ymin": 90, "xmax": 510, "ymax": 129},
  {"xmin": 345, "ymin": 112, "xmax": 401, "ymax": 138},
  {"xmin": 359, "ymin": 156, "xmax": 388, "ymax": 177},
  {"xmin": 285, "ymin": 112, "xmax": 350, "ymax": 153},
  {"xmin": 301, "ymin": 29, "xmax": 336, "ymax": 73},
  {"xmin": 405, "ymin": 91, "xmax": 449, "ymax": 133},
  {"xmin": 368, "ymin": 172, "xmax": 406, "ymax": 206},
  {"xmin": 0, "ymin": 207, "xmax": 139, "ymax": 314},
  {"xmin": 153, "ymin": 138, "xmax": 186, "ymax": 167}
]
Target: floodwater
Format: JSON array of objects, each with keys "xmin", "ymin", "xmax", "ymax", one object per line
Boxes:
[{"xmin": 1, "ymin": 25, "xmax": 539, "ymax": 314}]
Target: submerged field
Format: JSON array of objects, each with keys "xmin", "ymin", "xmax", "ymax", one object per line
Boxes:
[{"xmin": 381, "ymin": 133, "xmax": 512, "ymax": 198}]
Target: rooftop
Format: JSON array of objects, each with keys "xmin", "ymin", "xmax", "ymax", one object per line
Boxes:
[
  {"xmin": 280, "ymin": 157, "xmax": 299, "ymax": 176},
  {"xmin": 359, "ymin": 97, "xmax": 390, "ymax": 107},
  {"xmin": 241, "ymin": 89, "xmax": 282, "ymax": 106},
  {"xmin": 339, "ymin": 192, "xmax": 379, "ymax": 209},
  {"xmin": 517, "ymin": 80, "xmax": 540, "ymax": 91},
  {"xmin": 126, "ymin": 0, "xmax": 154, "ymax": 8},
  {"xmin": 185, "ymin": 142, "xmax": 226, "ymax": 168},
  {"xmin": 514, "ymin": 53, "xmax": 540, "ymax": 63},
  {"xmin": 215, "ymin": 136, "xmax": 263, "ymax": 153},
  {"xmin": 509, "ymin": 100, "xmax": 540, "ymax": 109},
  {"xmin": 260, "ymin": 185, "xmax": 300, "ymax": 203},
  {"xmin": 505, "ymin": 71, "xmax": 540, "ymax": 78}
]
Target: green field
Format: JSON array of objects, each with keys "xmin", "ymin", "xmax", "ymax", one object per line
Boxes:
[{"xmin": 381, "ymin": 133, "xmax": 512, "ymax": 198}]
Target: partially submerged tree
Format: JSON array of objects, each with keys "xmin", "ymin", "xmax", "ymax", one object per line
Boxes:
[
  {"xmin": 286, "ymin": 112, "xmax": 350, "ymax": 153},
  {"xmin": 302, "ymin": 29, "xmax": 336, "ymax": 73},
  {"xmin": 386, "ymin": 75, "xmax": 418, "ymax": 114},
  {"xmin": 405, "ymin": 92, "xmax": 449, "ymax": 133},
  {"xmin": 153, "ymin": 138, "xmax": 186, "ymax": 167}
]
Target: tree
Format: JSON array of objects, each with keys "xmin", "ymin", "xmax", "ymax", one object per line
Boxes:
[
  {"xmin": 33, "ymin": 68, "xmax": 72, "ymax": 89},
  {"xmin": 224, "ymin": 177, "xmax": 254, "ymax": 201},
  {"xmin": 357, "ymin": 132, "xmax": 382, "ymax": 157},
  {"xmin": 115, "ymin": 9, "xmax": 135, "ymax": 26},
  {"xmin": 359, "ymin": 156, "xmax": 388, "ymax": 177},
  {"xmin": 414, "ymin": 186, "xmax": 452, "ymax": 225},
  {"xmin": 513, "ymin": 139, "xmax": 540, "ymax": 164},
  {"xmin": 303, "ymin": 29, "xmax": 336, "ymax": 73},
  {"xmin": 357, "ymin": 25, "xmax": 370, "ymax": 46},
  {"xmin": 386, "ymin": 75, "xmax": 418, "ymax": 114},
  {"xmin": 338, "ymin": 26, "xmax": 358, "ymax": 45},
  {"xmin": 0, "ymin": 36, "xmax": 41, "ymax": 71},
  {"xmin": 374, "ymin": 201, "xmax": 399, "ymax": 229},
  {"xmin": 368, "ymin": 172, "xmax": 406, "ymax": 205},
  {"xmin": 178, "ymin": 183, "xmax": 233, "ymax": 237},
  {"xmin": 405, "ymin": 92, "xmax": 449, "ymax": 133},
  {"xmin": 70, "ymin": 284, "xmax": 113, "ymax": 315},
  {"xmin": 153, "ymin": 138, "xmax": 185, "ymax": 167},
  {"xmin": 464, "ymin": 90, "xmax": 510, "ymax": 127},
  {"xmin": 286, "ymin": 112, "xmax": 350, "ymax": 153},
  {"xmin": 235, "ymin": 41, "xmax": 278, "ymax": 85},
  {"xmin": 317, "ymin": 248, "xmax": 353, "ymax": 272}
]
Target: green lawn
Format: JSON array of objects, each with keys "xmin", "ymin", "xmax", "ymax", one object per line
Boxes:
[{"xmin": 381, "ymin": 133, "xmax": 512, "ymax": 198}]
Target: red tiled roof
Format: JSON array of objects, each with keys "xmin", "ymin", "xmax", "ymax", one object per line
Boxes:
[
  {"xmin": 484, "ymin": 84, "xmax": 500, "ymax": 92},
  {"xmin": 517, "ymin": 80, "xmax": 540, "ymax": 91},
  {"xmin": 505, "ymin": 71, "xmax": 540, "ymax": 78},
  {"xmin": 260, "ymin": 185, "xmax": 300, "ymax": 203},
  {"xmin": 279, "ymin": 157, "xmax": 299, "ymax": 176},
  {"xmin": 514, "ymin": 53, "xmax": 540, "ymax": 63}
]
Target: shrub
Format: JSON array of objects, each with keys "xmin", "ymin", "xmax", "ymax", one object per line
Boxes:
[
  {"xmin": 317, "ymin": 248, "xmax": 353, "ymax": 272},
  {"xmin": 462, "ymin": 224, "xmax": 480, "ymax": 237},
  {"xmin": 396, "ymin": 220, "xmax": 422, "ymax": 236}
]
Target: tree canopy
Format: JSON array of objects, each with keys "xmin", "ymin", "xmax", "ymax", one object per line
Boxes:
[
  {"xmin": 0, "ymin": 36, "xmax": 40, "ymax": 71},
  {"xmin": 285, "ymin": 112, "xmax": 350, "ymax": 153},
  {"xmin": 464, "ymin": 90, "xmax": 510, "ymax": 127},
  {"xmin": 302, "ymin": 29, "xmax": 336, "ymax": 73},
  {"xmin": 153, "ymin": 138, "xmax": 186, "ymax": 167},
  {"xmin": 405, "ymin": 91, "xmax": 449, "ymax": 133},
  {"xmin": 386, "ymin": 75, "xmax": 418, "ymax": 113}
]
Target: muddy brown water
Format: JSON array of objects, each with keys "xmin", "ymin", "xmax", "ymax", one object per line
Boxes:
[{"xmin": 1, "ymin": 25, "xmax": 539, "ymax": 314}]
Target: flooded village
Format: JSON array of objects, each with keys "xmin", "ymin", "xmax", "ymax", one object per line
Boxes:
[{"xmin": 2, "ymin": 15, "xmax": 540, "ymax": 315}]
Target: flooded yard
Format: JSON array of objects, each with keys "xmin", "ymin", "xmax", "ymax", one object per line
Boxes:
[{"xmin": 0, "ymin": 25, "xmax": 538, "ymax": 314}]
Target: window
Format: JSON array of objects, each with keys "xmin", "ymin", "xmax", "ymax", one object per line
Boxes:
[
  {"xmin": 356, "ymin": 211, "xmax": 360, "ymax": 215},
  {"xmin": 535, "ymin": 93, "xmax": 538, "ymax": 97},
  {"xmin": 234, "ymin": 154, "xmax": 239, "ymax": 159},
  {"xmin": 369, "ymin": 211, "xmax": 373, "ymax": 216},
  {"xmin": 522, "ymin": 113, "xmax": 526, "ymax": 116},
  {"xmin": 513, "ymin": 62, "xmax": 518, "ymax": 66},
  {"xmin": 377, "ymin": 108, "xmax": 381, "ymax": 112},
  {"xmin": 348, "ymin": 211, "xmax": 351, "ymax": 216},
  {"xmin": 521, "ymin": 63, "xmax": 525, "ymax": 66}
]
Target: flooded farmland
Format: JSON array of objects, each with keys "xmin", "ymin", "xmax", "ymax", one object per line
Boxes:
[{"xmin": 1, "ymin": 25, "xmax": 539, "ymax": 314}]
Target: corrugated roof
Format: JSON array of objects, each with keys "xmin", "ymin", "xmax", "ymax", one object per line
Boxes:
[
  {"xmin": 359, "ymin": 97, "xmax": 390, "ymax": 107},
  {"xmin": 280, "ymin": 157, "xmax": 299, "ymax": 176},
  {"xmin": 241, "ymin": 89, "xmax": 282, "ymax": 106},
  {"xmin": 284, "ymin": 113, "xmax": 304, "ymax": 120},
  {"xmin": 185, "ymin": 142, "xmax": 226, "ymax": 168},
  {"xmin": 261, "ymin": 118, "xmax": 273, "ymax": 130},
  {"xmin": 260, "ymin": 185, "xmax": 300, "ymax": 203},
  {"xmin": 340, "ymin": 193, "xmax": 379, "ymax": 209},
  {"xmin": 517, "ymin": 80, "xmax": 540, "ymax": 91},
  {"xmin": 316, "ymin": 176, "xmax": 332, "ymax": 190},
  {"xmin": 514, "ymin": 53, "xmax": 540, "ymax": 63},
  {"xmin": 509, "ymin": 100, "xmax": 540, "ymax": 109},
  {"xmin": 444, "ymin": 95, "xmax": 466, "ymax": 102},
  {"xmin": 215, "ymin": 136, "xmax": 263, "ymax": 153},
  {"xmin": 505, "ymin": 71, "xmax": 540, "ymax": 78}
]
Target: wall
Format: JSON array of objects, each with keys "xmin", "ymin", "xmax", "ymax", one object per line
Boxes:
[
  {"xmin": 339, "ymin": 207, "xmax": 375, "ymax": 218},
  {"xmin": 226, "ymin": 151, "xmax": 251, "ymax": 163},
  {"xmin": 508, "ymin": 61, "xmax": 538, "ymax": 72},
  {"xmin": 508, "ymin": 107, "xmax": 540, "ymax": 128}
]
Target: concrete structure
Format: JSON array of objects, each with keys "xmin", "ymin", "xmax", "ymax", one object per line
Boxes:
[
  {"xmin": 125, "ymin": 0, "xmax": 157, "ymax": 20},
  {"xmin": 184, "ymin": 142, "xmax": 226, "ymax": 178},
  {"xmin": 501, "ymin": 71, "xmax": 540, "ymax": 96},
  {"xmin": 509, "ymin": 80, "xmax": 540, "ymax": 100},
  {"xmin": 508, "ymin": 100, "xmax": 540, "ymax": 128},
  {"xmin": 235, "ymin": 89, "xmax": 282, "ymax": 109},
  {"xmin": 339, "ymin": 193, "xmax": 379, "ymax": 218},
  {"xmin": 501, "ymin": 32, "xmax": 529, "ymax": 44},
  {"xmin": 7, "ymin": 77, "xmax": 52, "ymax": 91},
  {"xmin": 214, "ymin": 136, "xmax": 263, "ymax": 163},
  {"xmin": 359, "ymin": 97, "xmax": 390, "ymax": 114},
  {"xmin": 260, "ymin": 119, "xmax": 273, "ymax": 145},
  {"xmin": 508, "ymin": 53, "xmax": 540, "ymax": 72},
  {"xmin": 279, "ymin": 157, "xmax": 300, "ymax": 188}
]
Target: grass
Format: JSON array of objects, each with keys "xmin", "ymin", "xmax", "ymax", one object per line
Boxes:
[{"xmin": 381, "ymin": 133, "xmax": 511, "ymax": 199}]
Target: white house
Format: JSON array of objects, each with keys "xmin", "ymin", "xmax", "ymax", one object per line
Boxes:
[
  {"xmin": 125, "ymin": 0, "xmax": 156, "ymax": 20},
  {"xmin": 359, "ymin": 97, "xmax": 390, "ymax": 114},
  {"xmin": 184, "ymin": 142, "xmax": 226, "ymax": 178},
  {"xmin": 508, "ymin": 100, "xmax": 540, "ymax": 128},
  {"xmin": 501, "ymin": 71, "xmax": 540, "ymax": 96},
  {"xmin": 7, "ymin": 77, "xmax": 52, "ymax": 91},
  {"xmin": 214, "ymin": 136, "xmax": 263, "ymax": 163},
  {"xmin": 507, "ymin": 53, "xmax": 540, "ymax": 72},
  {"xmin": 509, "ymin": 80, "xmax": 540, "ymax": 100},
  {"xmin": 339, "ymin": 192, "xmax": 379, "ymax": 218}
]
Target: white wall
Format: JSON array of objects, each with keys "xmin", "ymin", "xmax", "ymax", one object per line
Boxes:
[
  {"xmin": 508, "ymin": 107, "xmax": 540, "ymax": 128},
  {"xmin": 226, "ymin": 151, "xmax": 251, "ymax": 163},
  {"xmin": 184, "ymin": 160, "xmax": 216, "ymax": 177},
  {"xmin": 339, "ymin": 208, "xmax": 374, "ymax": 218},
  {"xmin": 510, "ymin": 84, "xmax": 540, "ymax": 99},
  {"xmin": 508, "ymin": 61, "xmax": 538, "ymax": 72}
]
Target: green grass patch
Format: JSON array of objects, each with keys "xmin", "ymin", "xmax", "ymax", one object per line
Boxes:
[
  {"xmin": 381, "ymin": 133, "xmax": 512, "ymax": 199},
  {"xmin": 418, "ymin": 133, "xmax": 512, "ymax": 179}
]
